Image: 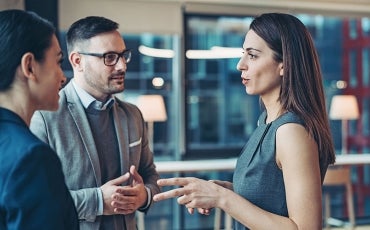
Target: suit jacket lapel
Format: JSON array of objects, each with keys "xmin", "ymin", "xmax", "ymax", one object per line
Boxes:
[{"xmin": 64, "ymin": 83, "xmax": 102, "ymax": 186}]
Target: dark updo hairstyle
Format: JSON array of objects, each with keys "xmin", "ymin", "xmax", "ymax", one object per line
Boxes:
[{"xmin": 0, "ymin": 9, "xmax": 55, "ymax": 90}]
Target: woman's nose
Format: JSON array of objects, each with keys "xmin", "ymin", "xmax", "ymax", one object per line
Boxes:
[{"xmin": 236, "ymin": 56, "xmax": 246, "ymax": 71}]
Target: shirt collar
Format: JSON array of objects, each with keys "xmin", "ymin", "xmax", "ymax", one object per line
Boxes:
[{"xmin": 72, "ymin": 79, "xmax": 115, "ymax": 110}]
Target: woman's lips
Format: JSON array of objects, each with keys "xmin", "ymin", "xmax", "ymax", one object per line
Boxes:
[{"xmin": 241, "ymin": 78, "xmax": 249, "ymax": 85}]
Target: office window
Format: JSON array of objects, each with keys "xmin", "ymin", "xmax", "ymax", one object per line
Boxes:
[
  {"xmin": 349, "ymin": 50, "xmax": 359, "ymax": 87},
  {"xmin": 184, "ymin": 15, "xmax": 258, "ymax": 159},
  {"xmin": 362, "ymin": 98, "xmax": 369, "ymax": 136},
  {"xmin": 363, "ymin": 48, "xmax": 370, "ymax": 87}
]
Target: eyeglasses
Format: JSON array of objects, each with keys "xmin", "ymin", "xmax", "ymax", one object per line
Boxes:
[{"xmin": 79, "ymin": 49, "xmax": 131, "ymax": 66}]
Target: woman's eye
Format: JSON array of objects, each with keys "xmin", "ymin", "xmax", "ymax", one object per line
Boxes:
[
  {"xmin": 248, "ymin": 53, "xmax": 256, "ymax": 59},
  {"xmin": 58, "ymin": 58, "xmax": 64, "ymax": 66}
]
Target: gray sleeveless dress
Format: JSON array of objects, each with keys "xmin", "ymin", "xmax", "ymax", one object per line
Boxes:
[{"xmin": 232, "ymin": 111, "xmax": 304, "ymax": 229}]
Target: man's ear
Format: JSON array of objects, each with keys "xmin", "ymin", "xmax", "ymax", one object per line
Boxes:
[
  {"xmin": 69, "ymin": 52, "xmax": 83, "ymax": 71},
  {"xmin": 20, "ymin": 52, "xmax": 37, "ymax": 80}
]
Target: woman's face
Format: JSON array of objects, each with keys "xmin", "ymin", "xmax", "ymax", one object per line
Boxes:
[
  {"xmin": 237, "ymin": 30, "xmax": 283, "ymax": 99},
  {"xmin": 32, "ymin": 34, "xmax": 66, "ymax": 111}
]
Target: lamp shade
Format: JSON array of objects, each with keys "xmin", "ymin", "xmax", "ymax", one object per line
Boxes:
[
  {"xmin": 136, "ymin": 95, "xmax": 167, "ymax": 122},
  {"xmin": 329, "ymin": 95, "xmax": 359, "ymax": 120}
]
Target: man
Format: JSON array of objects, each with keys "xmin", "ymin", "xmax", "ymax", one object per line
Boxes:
[
  {"xmin": 30, "ymin": 16, "xmax": 160, "ymax": 230},
  {"xmin": 0, "ymin": 9, "xmax": 79, "ymax": 229}
]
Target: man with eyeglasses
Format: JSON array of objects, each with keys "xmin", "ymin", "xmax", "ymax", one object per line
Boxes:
[{"xmin": 30, "ymin": 16, "xmax": 160, "ymax": 230}]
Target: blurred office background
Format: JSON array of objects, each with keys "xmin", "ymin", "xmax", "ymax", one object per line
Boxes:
[{"xmin": 2, "ymin": 0, "xmax": 370, "ymax": 229}]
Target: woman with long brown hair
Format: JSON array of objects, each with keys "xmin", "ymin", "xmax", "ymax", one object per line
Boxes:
[{"xmin": 153, "ymin": 13, "xmax": 335, "ymax": 229}]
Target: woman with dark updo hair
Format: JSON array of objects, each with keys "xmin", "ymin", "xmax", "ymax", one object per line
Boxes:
[{"xmin": 0, "ymin": 9, "xmax": 79, "ymax": 229}]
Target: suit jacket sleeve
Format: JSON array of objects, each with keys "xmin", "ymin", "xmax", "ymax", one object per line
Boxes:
[
  {"xmin": 30, "ymin": 110, "xmax": 100, "ymax": 221},
  {"xmin": 3, "ymin": 144, "xmax": 79, "ymax": 229}
]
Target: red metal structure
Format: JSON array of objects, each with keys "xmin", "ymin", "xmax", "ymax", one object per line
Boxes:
[{"xmin": 342, "ymin": 18, "xmax": 370, "ymax": 217}]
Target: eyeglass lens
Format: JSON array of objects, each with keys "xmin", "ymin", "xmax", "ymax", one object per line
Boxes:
[{"xmin": 104, "ymin": 50, "xmax": 131, "ymax": 66}]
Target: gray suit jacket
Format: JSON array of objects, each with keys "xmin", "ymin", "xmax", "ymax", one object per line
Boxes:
[{"xmin": 30, "ymin": 81, "xmax": 160, "ymax": 230}]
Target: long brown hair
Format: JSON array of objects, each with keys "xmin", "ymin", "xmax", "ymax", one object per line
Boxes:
[{"xmin": 250, "ymin": 13, "xmax": 335, "ymax": 180}]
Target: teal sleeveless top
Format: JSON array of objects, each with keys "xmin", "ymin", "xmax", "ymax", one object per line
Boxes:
[{"xmin": 232, "ymin": 111, "xmax": 304, "ymax": 229}]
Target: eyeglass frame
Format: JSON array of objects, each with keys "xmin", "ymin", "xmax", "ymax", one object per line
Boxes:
[{"xmin": 78, "ymin": 49, "xmax": 131, "ymax": 66}]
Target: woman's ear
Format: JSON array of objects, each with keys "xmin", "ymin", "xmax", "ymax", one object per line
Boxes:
[
  {"xmin": 20, "ymin": 52, "xmax": 37, "ymax": 80},
  {"xmin": 279, "ymin": 62, "xmax": 284, "ymax": 77}
]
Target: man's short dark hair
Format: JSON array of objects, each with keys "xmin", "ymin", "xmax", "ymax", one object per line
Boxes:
[{"xmin": 66, "ymin": 16, "xmax": 119, "ymax": 54}]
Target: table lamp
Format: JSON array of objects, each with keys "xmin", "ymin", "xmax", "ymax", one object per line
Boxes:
[
  {"xmin": 136, "ymin": 95, "xmax": 167, "ymax": 150},
  {"xmin": 329, "ymin": 95, "xmax": 360, "ymax": 154}
]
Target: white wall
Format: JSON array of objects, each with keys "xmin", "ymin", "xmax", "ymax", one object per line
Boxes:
[
  {"xmin": 58, "ymin": 0, "xmax": 370, "ymax": 35},
  {"xmin": 59, "ymin": 0, "xmax": 183, "ymax": 34},
  {"xmin": 184, "ymin": 0, "xmax": 370, "ymax": 18}
]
